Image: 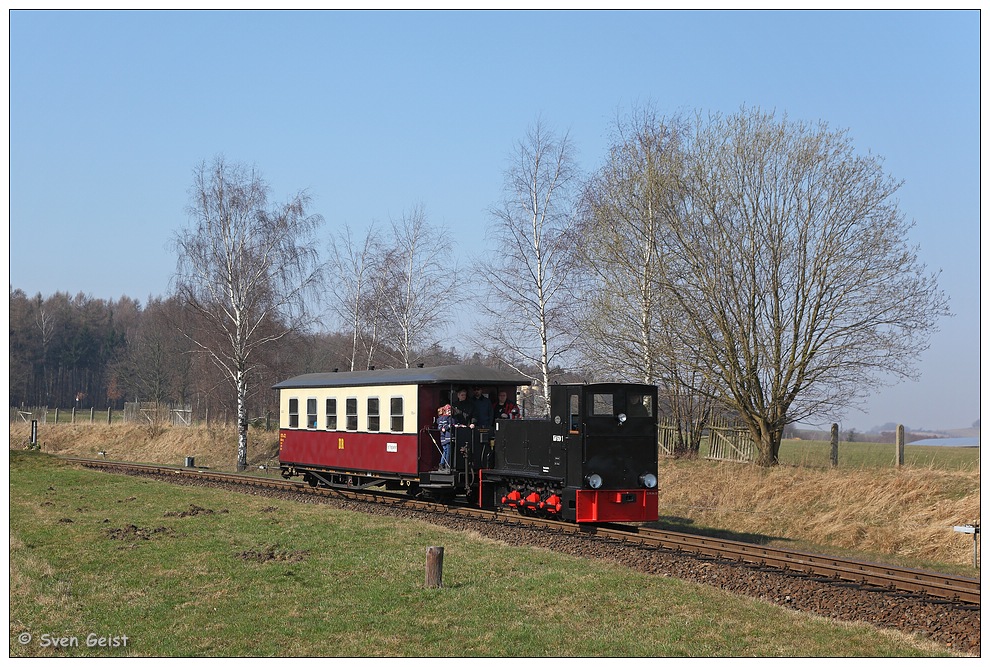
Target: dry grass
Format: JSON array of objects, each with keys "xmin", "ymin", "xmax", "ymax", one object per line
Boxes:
[
  {"xmin": 657, "ymin": 459, "xmax": 980, "ymax": 569},
  {"xmin": 8, "ymin": 421, "xmax": 980, "ymax": 570},
  {"xmin": 8, "ymin": 420, "xmax": 280, "ymax": 471}
]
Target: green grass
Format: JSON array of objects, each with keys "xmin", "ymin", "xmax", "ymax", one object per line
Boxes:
[
  {"xmin": 693, "ymin": 436, "xmax": 980, "ymax": 471},
  {"xmin": 9, "ymin": 451, "xmax": 961, "ymax": 657},
  {"xmin": 777, "ymin": 439, "xmax": 980, "ymax": 470}
]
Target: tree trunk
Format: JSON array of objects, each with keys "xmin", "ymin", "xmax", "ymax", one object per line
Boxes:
[
  {"xmin": 236, "ymin": 368, "xmax": 248, "ymax": 471},
  {"xmin": 748, "ymin": 417, "xmax": 783, "ymax": 467}
]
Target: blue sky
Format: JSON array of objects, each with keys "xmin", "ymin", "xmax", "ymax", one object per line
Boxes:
[{"xmin": 7, "ymin": 9, "xmax": 982, "ymax": 433}]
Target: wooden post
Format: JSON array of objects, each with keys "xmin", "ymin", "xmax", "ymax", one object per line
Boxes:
[
  {"xmin": 107, "ymin": 407, "xmax": 112, "ymax": 425},
  {"xmin": 90, "ymin": 407, "xmax": 94, "ymax": 424},
  {"xmin": 425, "ymin": 546, "xmax": 444, "ymax": 589},
  {"xmin": 830, "ymin": 423, "xmax": 838, "ymax": 468},
  {"xmin": 896, "ymin": 424, "xmax": 905, "ymax": 467}
]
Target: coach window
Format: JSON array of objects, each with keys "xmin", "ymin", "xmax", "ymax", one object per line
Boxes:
[
  {"xmin": 367, "ymin": 397, "xmax": 380, "ymax": 432},
  {"xmin": 326, "ymin": 398, "xmax": 337, "ymax": 430},
  {"xmin": 288, "ymin": 398, "xmax": 299, "ymax": 428},
  {"xmin": 346, "ymin": 398, "xmax": 358, "ymax": 431},
  {"xmin": 307, "ymin": 398, "xmax": 318, "ymax": 428},
  {"xmin": 591, "ymin": 393, "xmax": 614, "ymax": 416},
  {"xmin": 390, "ymin": 397, "xmax": 403, "ymax": 432}
]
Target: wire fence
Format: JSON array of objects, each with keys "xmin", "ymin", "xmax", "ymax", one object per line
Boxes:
[{"xmin": 9, "ymin": 404, "xmax": 277, "ymax": 429}]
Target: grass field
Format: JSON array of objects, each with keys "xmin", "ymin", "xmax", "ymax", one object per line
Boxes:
[
  {"xmin": 9, "ymin": 451, "xmax": 967, "ymax": 657},
  {"xmin": 9, "ymin": 421, "xmax": 982, "ymax": 574}
]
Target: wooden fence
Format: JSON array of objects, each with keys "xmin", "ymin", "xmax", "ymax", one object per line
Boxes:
[
  {"xmin": 706, "ymin": 416, "xmax": 755, "ymax": 463},
  {"xmin": 658, "ymin": 415, "xmax": 756, "ymax": 463}
]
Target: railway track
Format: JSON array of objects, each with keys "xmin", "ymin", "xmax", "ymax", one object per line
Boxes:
[{"xmin": 68, "ymin": 456, "xmax": 980, "ymax": 607}]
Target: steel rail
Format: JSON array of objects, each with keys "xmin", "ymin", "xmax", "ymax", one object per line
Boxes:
[{"xmin": 66, "ymin": 457, "xmax": 980, "ymax": 605}]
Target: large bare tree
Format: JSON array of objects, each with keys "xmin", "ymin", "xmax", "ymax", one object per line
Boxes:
[
  {"xmin": 479, "ymin": 120, "xmax": 578, "ymax": 415},
  {"xmin": 664, "ymin": 108, "xmax": 948, "ymax": 465},
  {"xmin": 173, "ymin": 156, "xmax": 323, "ymax": 470}
]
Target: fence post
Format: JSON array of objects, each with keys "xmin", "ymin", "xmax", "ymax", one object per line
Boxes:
[
  {"xmin": 830, "ymin": 423, "xmax": 839, "ymax": 468},
  {"xmin": 896, "ymin": 424, "xmax": 905, "ymax": 467},
  {"xmin": 54, "ymin": 408, "xmax": 59, "ymax": 425},
  {"xmin": 425, "ymin": 546, "xmax": 444, "ymax": 589},
  {"xmin": 90, "ymin": 407, "xmax": 94, "ymax": 424},
  {"xmin": 71, "ymin": 407, "xmax": 76, "ymax": 424},
  {"xmin": 107, "ymin": 407, "xmax": 112, "ymax": 425}
]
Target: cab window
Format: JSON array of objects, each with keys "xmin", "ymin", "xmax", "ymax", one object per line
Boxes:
[
  {"xmin": 627, "ymin": 392, "xmax": 654, "ymax": 418},
  {"xmin": 591, "ymin": 393, "xmax": 614, "ymax": 416},
  {"xmin": 569, "ymin": 394, "xmax": 580, "ymax": 432}
]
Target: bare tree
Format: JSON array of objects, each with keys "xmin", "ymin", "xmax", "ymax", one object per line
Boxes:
[
  {"xmin": 173, "ymin": 156, "xmax": 323, "ymax": 470},
  {"xmin": 382, "ymin": 205, "xmax": 453, "ymax": 368},
  {"xmin": 325, "ymin": 223, "xmax": 390, "ymax": 371},
  {"xmin": 664, "ymin": 108, "xmax": 949, "ymax": 465},
  {"xmin": 479, "ymin": 120, "xmax": 578, "ymax": 415},
  {"xmin": 574, "ymin": 106, "xmax": 714, "ymax": 454}
]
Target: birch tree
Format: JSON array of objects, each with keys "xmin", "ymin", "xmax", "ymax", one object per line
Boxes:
[
  {"xmin": 479, "ymin": 120, "xmax": 578, "ymax": 415},
  {"xmin": 173, "ymin": 156, "xmax": 323, "ymax": 470},
  {"xmin": 325, "ymin": 222, "xmax": 390, "ymax": 371},
  {"xmin": 575, "ymin": 107, "xmax": 714, "ymax": 454},
  {"xmin": 383, "ymin": 205, "xmax": 452, "ymax": 368}
]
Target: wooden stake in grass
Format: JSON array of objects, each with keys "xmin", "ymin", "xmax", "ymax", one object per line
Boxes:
[
  {"xmin": 425, "ymin": 546, "xmax": 444, "ymax": 588},
  {"xmin": 896, "ymin": 425, "xmax": 905, "ymax": 467}
]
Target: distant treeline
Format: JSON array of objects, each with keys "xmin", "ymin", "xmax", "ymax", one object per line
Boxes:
[{"xmin": 8, "ymin": 288, "xmax": 481, "ymax": 418}]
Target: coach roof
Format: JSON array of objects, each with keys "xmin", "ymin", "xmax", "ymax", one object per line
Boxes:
[{"xmin": 272, "ymin": 364, "xmax": 533, "ymax": 390}]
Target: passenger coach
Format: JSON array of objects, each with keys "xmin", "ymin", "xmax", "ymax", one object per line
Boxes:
[{"xmin": 274, "ymin": 364, "xmax": 530, "ymax": 488}]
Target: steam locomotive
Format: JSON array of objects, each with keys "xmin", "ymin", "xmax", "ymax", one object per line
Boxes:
[{"xmin": 275, "ymin": 364, "xmax": 659, "ymax": 523}]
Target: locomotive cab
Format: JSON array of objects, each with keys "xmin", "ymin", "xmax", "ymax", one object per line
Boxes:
[{"xmin": 480, "ymin": 383, "xmax": 660, "ymax": 523}]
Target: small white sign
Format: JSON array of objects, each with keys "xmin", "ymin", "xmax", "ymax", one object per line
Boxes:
[{"xmin": 386, "ymin": 442, "xmax": 398, "ymax": 453}]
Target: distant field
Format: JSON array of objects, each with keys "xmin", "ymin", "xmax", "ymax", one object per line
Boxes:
[
  {"xmin": 687, "ymin": 435, "xmax": 979, "ymax": 471},
  {"xmin": 9, "ymin": 451, "xmax": 961, "ymax": 657},
  {"xmin": 775, "ymin": 439, "xmax": 980, "ymax": 471}
]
